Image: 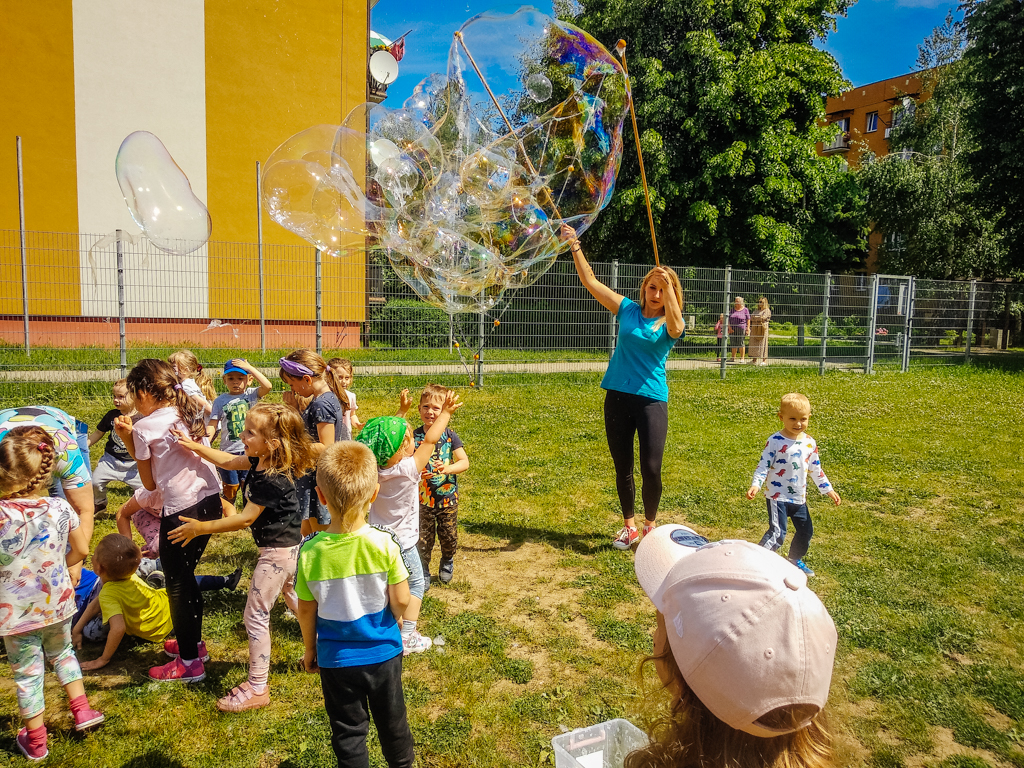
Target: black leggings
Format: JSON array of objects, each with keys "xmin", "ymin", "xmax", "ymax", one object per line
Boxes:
[
  {"xmin": 604, "ymin": 390, "xmax": 669, "ymax": 522},
  {"xmin": 158, "ymin": 493, "xmax": 222, "ymax": 662}
]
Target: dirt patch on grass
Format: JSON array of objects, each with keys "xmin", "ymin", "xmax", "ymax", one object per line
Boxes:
[{"xmin": 905, "ymin": 726, "xmax": 1006, "ymax": 768}]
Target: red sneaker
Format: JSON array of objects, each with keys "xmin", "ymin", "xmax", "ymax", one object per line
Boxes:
[
  {"xmin": 612, "ymin": 526, "xmax": 640, "ymax": 550},
  {"xmin": 73, "ymin": 706, "xmax": 105, "ymax": 731},
  {"xmin": 148, "ymin": 656, "xmax": 206, "ymax": 683},
  {"xmin": 16, "ymin": 728, "xmax": 47, "ymax": 761},
  {"xmin": 163, "ymin": 638, "xmax": 210, "ymax": 663}
]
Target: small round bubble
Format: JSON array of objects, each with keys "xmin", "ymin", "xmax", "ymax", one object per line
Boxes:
[{"xmin": 526, "ymin": 73, "xmax": 553, "ymax": 102}]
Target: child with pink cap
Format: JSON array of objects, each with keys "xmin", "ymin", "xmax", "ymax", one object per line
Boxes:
[{"xmin": 631, "ymin": 525, "xmax": 838, "ymax": 767}]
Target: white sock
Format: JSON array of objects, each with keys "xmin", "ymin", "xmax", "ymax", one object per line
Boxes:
[{"xmin": 402, "ymin": 620, "xmax": 416, "ymax": 637}]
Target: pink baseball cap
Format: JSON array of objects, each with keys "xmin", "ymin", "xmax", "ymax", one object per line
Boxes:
[{"xmin": 635, "ymin": 525, "xmax": 837, "ymax": 738}]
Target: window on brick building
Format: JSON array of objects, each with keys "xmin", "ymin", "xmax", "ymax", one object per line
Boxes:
[{"xmin": 866, "ymin": 112, "xmax": 878, "ymax": 132}]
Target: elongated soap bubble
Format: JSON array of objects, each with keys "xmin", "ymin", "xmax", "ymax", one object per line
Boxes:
[
  {"xmin": 115, "ymin": 131, "xmax": 211, "ymax": 255},
  {"xmin": 262, "ymin": 8, "xmax": 629, "ymax": 313}
]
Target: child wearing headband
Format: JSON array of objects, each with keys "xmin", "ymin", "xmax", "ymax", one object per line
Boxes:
[
  {"xmin": 279, "ymin": 349, "xmax": 350, "ymax": 534},
  {"xmin": 355, "ymin": 389, "xmax": 462, "ymax": 655},
  {"xmin": 630, "ymin": 526, "xmax": 837, "ymax": 768},
  {"xmin": 0, "ymin": 427, "xmax": 104, "ymax": 760}
]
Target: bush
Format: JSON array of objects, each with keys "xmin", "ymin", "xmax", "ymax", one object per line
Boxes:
[{"xmin": 368, "ymin": 299, "xmax": 451, "ymax": 349}]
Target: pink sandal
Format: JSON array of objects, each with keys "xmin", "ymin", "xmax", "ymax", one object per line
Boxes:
[{"xmin": 216, "ymin": 681, "xmax": 270, "ymax": 713}]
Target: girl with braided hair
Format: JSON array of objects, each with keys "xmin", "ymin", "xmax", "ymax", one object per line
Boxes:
[
  {"xmin": 114, "ymin": 359, "xmax": 222, "ymax": 683},
  {"xmin": 0, "ymin": 426, "xmax": 104, "ymax": 760}
]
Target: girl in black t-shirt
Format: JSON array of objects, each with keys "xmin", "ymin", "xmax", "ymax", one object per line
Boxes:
[{"xmin": 169, "ymin": 403, "xmax": 317, "ymax": 714}]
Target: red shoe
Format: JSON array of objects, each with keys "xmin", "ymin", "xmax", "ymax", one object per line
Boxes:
[
  {"xmin": 164, "ymin": 638, "xmax": 210, "ymax": 663},
  {"xmin": 74, "ymin": 706, "xmax": 105, "ymax": 731},
  {"xmin": 612, "ymin": 526, "xmax": 640, "ymax": 550},
  {"xmin": 16, "ymin": 728, "xmax": 47, "ymax": 761},
  {"xmin": 148, "ymin": 656, "xmax": 206, "ymax": 683},
  {"xmin": 642, "ymin": 522, "xmax": 656, "ymax": 538}
]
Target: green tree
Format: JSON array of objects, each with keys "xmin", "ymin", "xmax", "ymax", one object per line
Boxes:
[
  {"xmin": 557, "ymin": 0, "xmax": 868, "ymax": 271},
  {"xmin": 857, "ymin": 12, "xmax": 1006, "ymax": 279},
  {"xmin": 962, "ymin": 0, "xmax": 1024, "ymax": 269}
]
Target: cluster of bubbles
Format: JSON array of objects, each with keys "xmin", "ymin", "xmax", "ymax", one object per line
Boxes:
[
  {"xmin": 261, "ymin": 7, "xmax": 630, "ymax": 313},
  {"xmin": 115, "ymin": 131, "xmax": 212, "ymax": 255}
]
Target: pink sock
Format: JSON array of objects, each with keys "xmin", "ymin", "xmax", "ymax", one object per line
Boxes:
[
  {"xmin": 25, "ymin": 725, "xmax": 46, "ymax": 751},
  {"xmin": 68, "ymin": 694, "xmax": 90, "ymax": 717}
]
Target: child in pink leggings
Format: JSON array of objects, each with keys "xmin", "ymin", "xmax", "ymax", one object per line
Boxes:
[{"xmin": 168, "ymin": 403, "xmax": 317, "ymax": 712}]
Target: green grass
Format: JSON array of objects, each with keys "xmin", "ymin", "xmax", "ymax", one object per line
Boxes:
[{"xmin": 2, "ymin": 366, "xmax": 1024, "ymax": 766}]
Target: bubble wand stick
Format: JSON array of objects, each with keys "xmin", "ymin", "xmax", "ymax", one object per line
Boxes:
[{"xmin": 614, "ymin": 40, "xmax": 661, "ymax": 267}]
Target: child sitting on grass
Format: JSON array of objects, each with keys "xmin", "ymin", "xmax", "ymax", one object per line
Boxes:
[
  {"xmin": 397, "ymin": 385, "xmax": 469, "ymax": 587},
  {"xmin": 356, "ymin": 389, "xmax": 462, "ymax": 654},
  {"xmin": 296, "ymin": 440, "xmax": 414, "ymax": 768},
  {"xmin": 88, "ymin": 378, "xmax": 142, "ymax": 512},
  {"xmin": 746, "ymin": 392, "xmax": 841, "ymax": 577}
]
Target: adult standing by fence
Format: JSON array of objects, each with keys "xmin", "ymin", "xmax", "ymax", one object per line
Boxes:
[
  {"xmin": 749, "ymin": 297, "xmax": 772, "ymax": 366},
  {"xmin": 729, "ymin": 296, "xmax": 751, "ymax": 362},
  {"xmin": 562, "ymin": 224, "xmax": 685, "ymax": 550}
]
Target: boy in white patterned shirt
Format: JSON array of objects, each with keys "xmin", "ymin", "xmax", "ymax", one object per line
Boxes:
[{"xmin": 746, "ymin": 392, "xmax": 841, "ymax": 577}]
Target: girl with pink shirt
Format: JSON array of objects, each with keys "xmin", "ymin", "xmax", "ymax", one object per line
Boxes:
[{"xmin": 114, "ymin": 359, "xmax": 221, "ymax": 683}]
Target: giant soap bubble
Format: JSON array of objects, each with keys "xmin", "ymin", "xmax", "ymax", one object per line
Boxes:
[
  {"xmin": 262, "ymin": 7, "xmax": 630, "ymax": 313},
  {"xmin": 115, "ymin": 131, "xmax": 212, "ymax": 255}
]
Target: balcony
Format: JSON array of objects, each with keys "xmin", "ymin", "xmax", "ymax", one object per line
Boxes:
[{"xmin": 822, "ymin": 132, "xmax": 850, "ymax": 153}]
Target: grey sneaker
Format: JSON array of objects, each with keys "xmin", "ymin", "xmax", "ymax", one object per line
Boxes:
[{"xmin": 439, "ymin": 558, "xmax": 454, "ymax": 584}]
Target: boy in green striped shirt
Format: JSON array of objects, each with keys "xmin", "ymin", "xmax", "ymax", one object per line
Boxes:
[{"xmin": 296, "ymin": 441, "xmax": 413, "ymax": 768}]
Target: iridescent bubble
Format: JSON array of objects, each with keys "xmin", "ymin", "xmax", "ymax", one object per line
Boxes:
[
  {"xmin": 526, "ymin": 73, "xmax": 553, "ymax": 102},
  {"xmin": 115, "ymin": 131, "xmax": 211, "ymax": 255},
  {"xmin": 262, "ymin": 8, "xmax": 629, "ymax": 313}
]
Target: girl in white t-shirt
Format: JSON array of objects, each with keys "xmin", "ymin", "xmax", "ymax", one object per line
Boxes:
[
  {"xmin": 115, "ymin": 358, "xmax": 221, "ymax": 684},
  {"xmin": 327, "ymin": 357, "xmax": 362, "ymax": 433},
  {"xmin": 168, "ymin": 349, "xmax": 214, "ymax": 416}
]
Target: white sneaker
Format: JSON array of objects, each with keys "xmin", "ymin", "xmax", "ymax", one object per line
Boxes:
[{"xmin": 403, "ymin": 631, "xmax": 433, "ymax": 655}]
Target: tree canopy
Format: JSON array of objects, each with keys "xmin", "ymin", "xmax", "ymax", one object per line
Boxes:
[{"xmin": 559, "ymin": 0, "xmax": 868, "ymax": 272}]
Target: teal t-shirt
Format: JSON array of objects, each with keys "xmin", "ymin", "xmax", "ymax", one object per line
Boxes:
[{"xmin": 600, "ymin": 297, "xmax": 679, "ymax": 402}]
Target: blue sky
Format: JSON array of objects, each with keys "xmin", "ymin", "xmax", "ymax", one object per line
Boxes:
[{"xmin": 370, "ymin": 0, "xmax": 959, "ymax": 97}]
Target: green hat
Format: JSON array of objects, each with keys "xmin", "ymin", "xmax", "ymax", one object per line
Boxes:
[{"xmin": 355, "ymin": 417, "xmax": 407, "ymax": 467}]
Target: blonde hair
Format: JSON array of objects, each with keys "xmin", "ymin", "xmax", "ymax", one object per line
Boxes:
[
  {"xmin": 0, "ymin": 426, "xmax": 56, "ymax": 499},
  {"xmin": 113, "ymin": 377, "xmax": 136, "ymax": 413},
  {"xmin": 639, "ymin": 267, "xmax": 684, "ymax": 319},
  {"xmin": 327, "ymin": 358, "xmax": 354, "ymax": 378},
  {"xmin": 780, "ymin": 392, "xmax": 811, "ymax": 414},
  {"xmin": 168, "ymin": 349, "xmax": 215, "ymax": 401},
  {"xmin": 93, "ymin": 533, "xmax": 142, "ymax": 581},
  {"xmin": 626, "ymin": 648, "xmax": 834, "ymax": 768},
  {"xmin": 126, "ymin": 359, "xmax": 207, "ymax": 439},
  {"xmin": 759, "ymin": 297, "xmax": 770, "ymax": 311},
  {"xmin": 246, "ymin": 403, "xmax": 318, "ymax": 481},
  {"xmin": 280, "ymin": 349, "xmax": 349, "ymax": 412},
  {"xmin": 316, "ymin": 441, "xmax": 378, "ymax": 529},
  {"xmin": 419, "ymin": 383, "xmax": 448, "ymax": 404}
]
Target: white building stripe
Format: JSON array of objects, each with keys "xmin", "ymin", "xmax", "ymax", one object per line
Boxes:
[{"xmin": 73, "ymin": 0, "xmax": 208, "ymax": 318}]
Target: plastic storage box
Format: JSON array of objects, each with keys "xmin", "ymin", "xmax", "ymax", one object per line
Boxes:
[{"xmin": 551, "ymin": 719, "xmax": 649, "ymax": 768}]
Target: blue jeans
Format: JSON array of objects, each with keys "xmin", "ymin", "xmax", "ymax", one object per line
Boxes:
[
  {"xmin": 759, "ymin": 499, "xmax": 814, "ymax": 562},
  {"xmin": 401, "ymin": 546, "xmax": 426, "ymax": 600}
]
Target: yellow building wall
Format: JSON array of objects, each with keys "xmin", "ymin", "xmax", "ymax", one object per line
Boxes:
[
  {"xmin": 0, "ymin": 2, "xmax": 82, "ymax": 317},
  {"xmin": 204, "ymin": 0, "xmax": 368, "ymax": 323}
]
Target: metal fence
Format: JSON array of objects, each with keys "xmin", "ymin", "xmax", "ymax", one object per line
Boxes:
[{"xmin": 1, "ymin": 228, "xmax": 1021, "ymax": 397}]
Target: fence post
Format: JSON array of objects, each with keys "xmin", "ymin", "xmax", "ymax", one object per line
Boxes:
[
  {"xmin": 965, "ymin": 279, "xmax": 977, "ymax": 363},
  {"xmin": 720, "ymin": 266, "xmax": 731, "ymax": 380},
  {"xmin": 864, "ymin": 274, "xmax": 879, "ymax": 374},
  {"xmin": 901, "ymin": 277, "xmax": 915, "ymax": 372},
  {"xmin": 116, "ymin": 230, "xmax": 127, "ymax": 378},
  {"xmin": 609, "ymin": 260, "xmax": 619, "ymax": 354},
  {"xmin": 818, "ymin": 272, "xmax": 830, "ymax": 375},
  {"xmin": 16, "ymin": 136, "xmax": 30, "ymax": 356},
  {"xmin": 315, "ymin": 248, "xmax": 323, "ymax": 356},
  {"xmin": 256, "ymin": 161, "xmax": 266, "ymax": 353},
  {"xmin": 476, "ymin": 310, "xmax": 484, "ymax": 388},
  {"xmin": 449, "ymin": 315, "xmax": 453, "ymax": 354}
]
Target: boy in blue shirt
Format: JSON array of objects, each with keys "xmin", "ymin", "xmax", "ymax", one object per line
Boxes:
[{"xmin": 296, "ymin": 441, "xmax": 413, "ymax": 768}]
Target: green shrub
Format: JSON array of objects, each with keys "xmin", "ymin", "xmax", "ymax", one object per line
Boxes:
[{"xmin": 368, "ymin": 299, "xmax": 451, "ymax": 348}]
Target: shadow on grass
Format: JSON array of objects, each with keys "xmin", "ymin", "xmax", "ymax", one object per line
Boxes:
[
  {"xmin": 118, "ymin": 751, "xmax": 190, "ymax": 767},
  {"xmin": 461, "ymin": 519, "xmax": 610, "ymax": 555}
]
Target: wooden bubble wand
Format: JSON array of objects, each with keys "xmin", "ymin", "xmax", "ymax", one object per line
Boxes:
[{"xmin": 615, "ymin": 39, "xmax": 660, "ymax": 267}]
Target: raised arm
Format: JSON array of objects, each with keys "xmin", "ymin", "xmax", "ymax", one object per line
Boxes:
[
  {"xmin": 412, "ymin": 391, "xmax": 463, "ymax": 472},
  {"xmin": 562, "ymin": 224, "xmax": 624, "ymax": 315},
  {"xmin": 167, "ymin": 500, "xmax": 264, "ymax": 545},
  {"xmin": 651, "ymin": 267, "xmax": 685, "ymax": 339},
  {"xmin": 231, "ymin": 359, "xmax": 273, "ymax": 398},
  {"xmin": 170, "ymin": 428, "xmax": 250, "ymax": 470}
]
